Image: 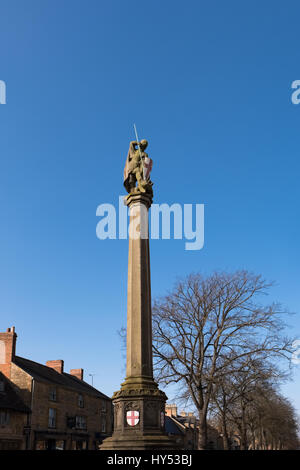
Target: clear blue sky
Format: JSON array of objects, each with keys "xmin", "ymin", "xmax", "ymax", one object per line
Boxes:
[{"xmin": 0, "ymin": 1, "xmax": 299, "ymax": 413}]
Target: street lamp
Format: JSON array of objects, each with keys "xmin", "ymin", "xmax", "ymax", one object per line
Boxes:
[{"xmin": 89, "ymin": 373, "xmax": 96, "ymax": 387}]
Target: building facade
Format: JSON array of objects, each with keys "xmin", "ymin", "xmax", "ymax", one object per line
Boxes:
[
  {"xmin": 0, "ymin": 327, "xmax": 112, "ymax": 450},
  {"xmin": 0, "ymin": 372, "xmax": 31, "ymax": 450}
]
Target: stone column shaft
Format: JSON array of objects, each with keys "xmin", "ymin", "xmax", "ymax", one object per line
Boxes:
[
  {"xmin": 100, "ymin": 191, "xmax": 176, "ymax": 450},
  {"xmin": 126, "ymin": 195, "xmax": 153, "ymax": 382}
]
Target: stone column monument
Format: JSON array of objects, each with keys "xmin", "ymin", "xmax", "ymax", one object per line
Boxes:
[{"xmin": 100, "ymin": 139, "xmax": 175, "ymax": 450}]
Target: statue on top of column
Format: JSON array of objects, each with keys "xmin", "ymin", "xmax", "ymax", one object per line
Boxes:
[{"xmin": 123, "ymin": 139, "xmax": 153, "ymax": 196}]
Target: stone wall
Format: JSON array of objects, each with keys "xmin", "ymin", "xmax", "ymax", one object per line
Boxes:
[{"xmin": 9, "ymin": 362, "xmax": 112, "ymax": 450}]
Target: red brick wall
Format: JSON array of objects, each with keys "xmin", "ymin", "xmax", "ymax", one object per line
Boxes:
[{"xmin": 0, "ymin": 328, "xmax": 17, "ymax": 378}]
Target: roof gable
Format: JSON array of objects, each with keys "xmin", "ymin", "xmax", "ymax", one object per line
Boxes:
[{"xmin": 0, "ymin": 372, "xmax": 30, "ymax": 413}]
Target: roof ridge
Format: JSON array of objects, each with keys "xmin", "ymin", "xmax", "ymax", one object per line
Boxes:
[
  {"xmin": 63, "ymin": 372, "xmax": 110, "ymax": 399},
  {"xmin": 14, "ymin": 356, "xmax": 110, "ymax": 400},
  {"xmin": 15, "ymin": 355, "xmax": 52, "ymax": 369}
]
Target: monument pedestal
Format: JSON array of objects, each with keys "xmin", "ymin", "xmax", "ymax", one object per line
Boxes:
[
  {"xmin": 101, "ymin": 192, "xmax": 176, "ymax": 450},
  {"xmin": 100, "ymin": 387, "xmax": 175, "ymax": 450}
]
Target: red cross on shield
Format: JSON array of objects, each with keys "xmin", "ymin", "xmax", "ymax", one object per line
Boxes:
[{"xmin": 126, "ymin": 410, "xmax": 139, "ymax": 426}]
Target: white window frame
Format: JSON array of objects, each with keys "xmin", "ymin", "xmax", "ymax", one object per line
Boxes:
[
  {"xmin": 48, "ymin": 408, "xmax": 56, "ymax": 428},
  {"xmin": 101, "ymin": 418, "xmax": 106, "ymax": 433},
  {"xmin": 49, "ymin": 387, "xmax": 57, "ymax": 402},
  {"xmin": 75, "ymin": 415, "xmax": 86, "ymax": 430},
  {"xmin": 78, "ymin": 394, "xmax": 84, "ymax": 408}
]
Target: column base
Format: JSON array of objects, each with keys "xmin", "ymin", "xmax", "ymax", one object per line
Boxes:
[
  {"xmin": 100, "ymin": 431, "xmax": 177, "ymax": 450},
  {"xmin": 100, "ymin": 381, "xmax": 180, "ymax": 450}
]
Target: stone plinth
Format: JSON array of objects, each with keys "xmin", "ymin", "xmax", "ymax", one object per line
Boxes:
[{"xmin": 100, "ymin": 193, "xmax": 176, "ymax": 450}]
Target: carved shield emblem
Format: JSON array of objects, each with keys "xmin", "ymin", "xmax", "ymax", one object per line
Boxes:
[{"xmin": 126, "ymin": 410, "xmax": 139, "ymax": 426}]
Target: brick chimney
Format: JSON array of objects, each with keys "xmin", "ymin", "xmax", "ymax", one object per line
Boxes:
[
  {"xmin": 46, "ymin": 360, "xmax": 64, "ymax": 374},
  {"xmin": 0, "ymin": 327, "xmax": 17, "ymax": 378},
  {"xmin": 70, "ymin": 368, "xmax": 83, "ymax": 380}
]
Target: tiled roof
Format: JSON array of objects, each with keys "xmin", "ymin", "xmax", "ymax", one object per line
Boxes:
[
  {"xmin": 14, "ymin": 356, "xmax": 110, "ymax": 400},
  {"xmin": 0, "ymin": 372, "xmax": 31, "ymax": 413},
  {"xmin": 165, "ymin": 415, "xmax": 185, "ymax": 435}
]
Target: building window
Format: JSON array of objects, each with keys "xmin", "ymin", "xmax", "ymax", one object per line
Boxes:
[
  {"xmin": 48, "ymin": 408, "xmax": 56, "ymax": 428},
  {"xmin": 0, "ymin": 410, "xmax": 10, "ymax": 426},
  {"xmin": 71, "ymin": 440, "xmax": 87, "ymax": 450},
  {"xmin": 49, "ymin": 387, "xmax": 57, "ymax": 401},
  {"xmin": 78, "ymin": 394, "xmax": 84, "ymax": 408},
  {"xmin": 55, "ymin": 440, "xmax": 65, "ymax": 450},
  {"xmin": 101, "ymin": 418, "xmax": 106, "ymax": 433},
  {"xmin": 0, "ymin": 381, "xmax": 4, "ymax": 392},
  {"xmin": 101, "ymin": 400, "xmax": 106, "ymax": 412},
  {"xmin": 75, "ymin": 415, "xmax": 86, "ymax": 430}
]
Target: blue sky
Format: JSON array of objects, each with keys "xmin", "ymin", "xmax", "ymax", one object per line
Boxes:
[{"xmin": 0, "ymin": 0, "xmax": 299, "ymax": 413}]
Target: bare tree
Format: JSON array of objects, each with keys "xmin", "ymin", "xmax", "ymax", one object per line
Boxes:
[
  {"xmin": 225, "ymin": 383, "xmax": 299, "ymax": 450},
  {"xmin": 210, "ymin": 358, "xmax": 288, "ymax": 449},
  {"xmin": 152, "ymin": 271, "xmax": 292, "ymax": 449},
  {"xmin": 253, "ymin": 390, "xmax": 299, "ymax": 449}
]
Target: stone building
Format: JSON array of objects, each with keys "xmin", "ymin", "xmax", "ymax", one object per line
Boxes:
[
  {"xmin": 0, "ymin": 327, "xmax": 112, "ymax": 450},
  {"xmin": 165, "ymin": 404, "xmax": 197, "ymax": 449},
  {"xmin": 165, "ymin": 403, "xmax": 223, "ymax": 450},
  {"xmin": 0, "ymin": 372, "xmax": 30, "ymax": 449}
]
